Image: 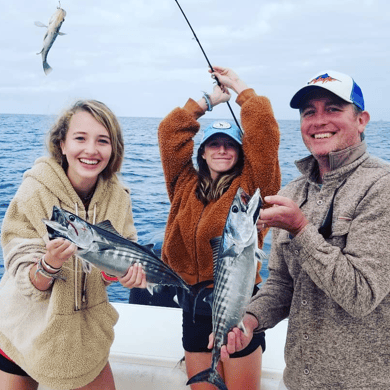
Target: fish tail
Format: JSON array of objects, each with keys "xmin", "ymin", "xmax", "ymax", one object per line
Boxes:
[
  {"xmin": 186, "ymin": 368, "xmax": 227, "ymax": 390},
  {"xmin": 43, "ymin": 61, "xmax": 52, "ymax": 75}
]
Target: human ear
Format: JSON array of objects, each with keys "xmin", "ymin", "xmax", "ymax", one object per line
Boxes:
[{"xmin": 358, "ymin": 111, "xmax": 370, "ymax": 133}]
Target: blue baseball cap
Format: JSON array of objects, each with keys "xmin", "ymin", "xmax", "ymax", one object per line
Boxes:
[
  {"xmin": 290, "ymin": 70, "xmax": 365, "ymax": 111},
  {"xmin": 200, "ymin": 121, "xmax": 242, "ymax": 146}
]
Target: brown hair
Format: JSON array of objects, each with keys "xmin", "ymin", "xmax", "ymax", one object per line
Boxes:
[
  {"xmin": 47, "ymin": 100, "xmax": 124, "ymax": 180},
  {"xmin": 195, "ymin": 142, "xmax": 244, "ymax": 204}
]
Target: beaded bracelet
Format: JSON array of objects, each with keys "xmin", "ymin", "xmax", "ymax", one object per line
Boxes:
[
  {"xmin": 35, "ymin": 257, "xmax": 66, "ymax": 283},
  {"xmin": 202, "ymin": 92, "xmax": 213, "ymax": 111}
]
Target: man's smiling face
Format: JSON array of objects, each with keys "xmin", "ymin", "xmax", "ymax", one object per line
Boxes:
[{"xmin": 299, "ymin": 89, "xmax": 367, "ymax": 159}]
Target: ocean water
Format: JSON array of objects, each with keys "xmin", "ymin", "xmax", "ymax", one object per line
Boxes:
[{"xmin": 0, "ymin": 114, "xmax": 389, "ymax": 302}]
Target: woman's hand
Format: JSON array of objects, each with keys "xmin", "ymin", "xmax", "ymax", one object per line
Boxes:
[
  {"xmin": 207, "ymin": 314, "xmax": 258, "ymax": 361},
  {"xmin": 209, "ymin": 66, "xmax": 249, "ymax": 95},
  {"xmin": 119, "ymin": 263, "xmax": 148, "ymax": 289},
  {"xmin": 209, "ymin": 84, "xmax": 231, "ymax": 106},
  {"xmin": 198, "ymin": 84, "xmax": 230, "ymax": 112},
  {"xmin": 45, "ymin": 238, "xmax": 77, "ymax": 268}
]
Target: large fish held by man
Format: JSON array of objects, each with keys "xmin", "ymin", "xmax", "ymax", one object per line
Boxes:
[
  {"xmin": 42, "ymin": 206, "xmax": 211, "ymax": 300},
  {"xmin": 187, "ymin": 187, "xmax": 264, "ymax": 390},
  {"xmin": 35, "ymin": 2, "xmax": 66, "ymax": 75}
]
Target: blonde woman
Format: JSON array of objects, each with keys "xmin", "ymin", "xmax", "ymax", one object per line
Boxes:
[{"xmin": 0, "ymin": 100, "xmax": 143, "ymax": 390}]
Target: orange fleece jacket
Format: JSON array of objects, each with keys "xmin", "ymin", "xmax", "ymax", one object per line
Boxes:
[{"xmin": 158, "ymin": 89, "xmax": 281, "ymax": 285}]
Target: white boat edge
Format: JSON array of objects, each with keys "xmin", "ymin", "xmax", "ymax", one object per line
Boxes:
[{"xmin": 39, "ymin": 302, "xmax": 287, "ymax": 390}]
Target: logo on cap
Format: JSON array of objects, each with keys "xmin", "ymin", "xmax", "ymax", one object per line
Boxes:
[
  {"xmin": 309, "ymin": 73, "xmax": 340, "ymax": 85},
  {"xmin": 212, "ymin": 121, "xmax": 232, "ymax": 129}
]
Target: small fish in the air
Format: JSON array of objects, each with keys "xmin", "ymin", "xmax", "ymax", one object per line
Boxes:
[
  {"xmin": 42, "ymin": 206, "xmax": 211, "ymax": 301},
  {"xmin": 35, "ymin": 2, "xmax": 66, "ymax": 75},
  {"xmin": 187, "ymin": 187, "xmax": 265, "ymax": 390}
]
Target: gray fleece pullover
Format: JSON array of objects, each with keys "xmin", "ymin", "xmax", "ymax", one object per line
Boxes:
[{"xmin": 248, "ymin": 142, "xmax": 390, "ymax": 389}]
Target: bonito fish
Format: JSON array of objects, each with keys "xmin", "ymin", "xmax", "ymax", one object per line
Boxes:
[
  {"xmin": 35, "ymin": 2, "xmax": 66, "ymax": 75},
  {"xmin": 187, "ymin": 187, "xmax": 264, "ymax": 390},
  {"xmin": 42, "ymin": 206, "xmax": 211, "ymax": 299}
]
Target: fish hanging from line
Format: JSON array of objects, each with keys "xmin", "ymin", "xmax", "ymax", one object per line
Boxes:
[
  {"xmin": 42, "ymin": 206, "xmax": 212, "ymax": 302},
  {"xmin": 34, "ymin": 2, "xmax": 66, "ymax": 75},
  {"xmin": 187, "ymin": 187, "xmax": 265, "ymax": 390}
]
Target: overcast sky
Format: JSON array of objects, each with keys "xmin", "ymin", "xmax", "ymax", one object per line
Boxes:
[{"xmin": 1, "ymin": 0, "xmax": 389, "ymax": 121}]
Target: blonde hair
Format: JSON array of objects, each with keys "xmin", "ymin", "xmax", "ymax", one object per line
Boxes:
[
  {"xmin": 195, "ymin": 142, "xmax": 244, "ymax": 204},
  {"xmin": 47, "ymin": 100, "xmax": 124, "ymax": 180}
]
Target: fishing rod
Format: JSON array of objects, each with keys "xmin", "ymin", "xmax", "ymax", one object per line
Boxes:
[{"xmin": 174, "ymin": 0, "xmax": 242, "ymax": 132}]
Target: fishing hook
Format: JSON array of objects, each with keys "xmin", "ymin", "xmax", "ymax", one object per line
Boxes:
[{"xmin": 174, "ymin": 0, "xmax": 242, "ymax": 133}]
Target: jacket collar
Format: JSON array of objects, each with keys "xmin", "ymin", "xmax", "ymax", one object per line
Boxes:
[{"xmin": 295, "ymin": 142, "xmax": 368, "ymax": 183}]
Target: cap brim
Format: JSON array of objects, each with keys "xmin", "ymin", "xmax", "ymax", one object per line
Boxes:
[
  {"xmin": 290, "ymin": 85, "xmax": 324, "ymax": 109},
  {"xmin": 201, "ymin": 130, "xmax": 242, "ymax": 146}
]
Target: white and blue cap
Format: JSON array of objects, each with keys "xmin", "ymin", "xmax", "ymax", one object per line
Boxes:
[
  {"xmin": 200, "ymin": 121, "xmax": 242, "ymax": 146},
  {"xmin": 290, "ymin": 70, "xmax": 365, "ymax": 111}
]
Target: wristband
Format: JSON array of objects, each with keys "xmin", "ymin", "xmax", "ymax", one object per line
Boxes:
[
  {"xmin": 101, "ymin": 271, "xmax": 118, "ymax": 282},
  {"xmin": 202, "ymin": 92, "xmax": 213, "ymax": 111},
  {"xmin": 41, "ymin": 255, "xmax": 62, "ymax": 273}
]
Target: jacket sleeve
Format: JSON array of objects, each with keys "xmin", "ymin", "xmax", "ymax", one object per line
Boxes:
[
  {"xmin": 1, "ymin": 186, "xmax": 52, "ymax": 301},
  {"xmin": 237, "ymin": 89, "xmax": 281, "ymax": 199},
  {"xmin": 236, "ymin": 89, "xmax": 281, "ymax": 248},
  {"xmin": 158, "ymin": 99, "xmax": 204, "ymax": 202},
  {"xmin": 292, "ymin": 174, "xmax": 390, "ymax": 318}
]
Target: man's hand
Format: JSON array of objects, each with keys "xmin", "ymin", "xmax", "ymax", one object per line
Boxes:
[{"xmin": 257, "ymin": 195, "xmax": 309, "ymax": 237}]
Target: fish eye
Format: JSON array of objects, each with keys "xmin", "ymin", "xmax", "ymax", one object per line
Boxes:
[
  {"xmin": 69, "ymin": 215, "xmax": 75, "ymax": 222},
  {"xmin": 232, "ymin": 205, "xmax": 239, "ymax": 213}
]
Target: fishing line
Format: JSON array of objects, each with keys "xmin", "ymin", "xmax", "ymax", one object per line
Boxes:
[{"xmin": 174, "ymin": 0, "xmax": 242, "ymax": 132}]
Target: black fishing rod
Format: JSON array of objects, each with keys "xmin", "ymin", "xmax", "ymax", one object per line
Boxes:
[{"xmin": 174, "ymin": 0, "xmax": 242, "ymax": 132}]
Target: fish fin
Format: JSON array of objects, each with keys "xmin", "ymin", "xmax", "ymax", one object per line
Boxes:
[
  {"xmin": 189, "ymin": 280, "xmax": 214, "ymax": 322},
  {"xmin": 255, "ymin": 248, "xmax": 267, "ymax": 262},
  {"xmin": 34, "ymin": 21, "xmax": 47, "ymax": 27},
  {"xmin": 203, "ymin": 291, "xmax": 213, "ymax": 307},
  {"xmin": 58, "ymin": 32, "xmax": 66, "ymax": 36},
  {"xmin": 187, "ymin": 368, "xmax": 227, "ymax": 390},
  {"xmin": 143, "ymin": 243, "xmax": 155, "ymax": 252},
  {"xmin": 80, "ymin": 259, "xmax": 92, "ymax": 273},
  {"xmin": 210, "ymin": 236, "xmax": 222, "ymax": 261},
  {"xmin": 210, "ymin": 236, "xmax": 222, "ymax": 274},
  {"xmin": 43, "ymin": 62, "xmax": 52, "ymax": 75},
  {"xmin": 95, "ymin": 241, "xmax": 116, "ymax": 252},
  {"xmin": 96, "ymin": 220, "xmax": 124, "ymax": 237},
  {"xmin": 146, "ymin": 282, "xmax": 157, "ymax": 295},
  {"xmin": 237, "ymin": 320, "xmax": 248, "ymax": 336},
  {"xmin": 221, "ymin": 246, "xmax": 239, "ymax": 259}
]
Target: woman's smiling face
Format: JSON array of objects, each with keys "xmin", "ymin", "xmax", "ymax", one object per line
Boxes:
[
  {"xmin": 60, "ymin": 110, "xmax": 112, "ymax": 191},
  {"xmin": 202, "ymin": 134, "xmax": 240, "ymax": 180}
]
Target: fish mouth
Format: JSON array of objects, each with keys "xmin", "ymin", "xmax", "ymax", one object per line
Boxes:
[{"xmin": 42, "ymin": 218, "xmax": 70, "ymax": 237}]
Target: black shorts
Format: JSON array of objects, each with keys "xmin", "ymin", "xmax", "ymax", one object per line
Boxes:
[
  {"xmin": 0, "ymin": 353, "xmax": 29, "ymax": 377},
  {"xmin": 182, "ymin": 310, "xmax": 265, "ymax": 358}
]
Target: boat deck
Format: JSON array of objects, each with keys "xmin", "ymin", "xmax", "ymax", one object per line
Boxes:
[{"xmin": 39, "ymin": 302, "xmax": 287, "ymax": 389}]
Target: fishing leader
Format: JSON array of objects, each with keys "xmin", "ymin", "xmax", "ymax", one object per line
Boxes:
[{"xmin": 217, "ymin": 70, "xmax": 390, "ymax": 390}]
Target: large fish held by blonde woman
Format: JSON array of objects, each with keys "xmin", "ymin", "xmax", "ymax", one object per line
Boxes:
[{"xmin": 42, "ymin": 206, "xmax": 211, "ymax": 304}]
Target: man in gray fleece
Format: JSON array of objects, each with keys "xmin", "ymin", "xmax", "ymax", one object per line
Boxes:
[{"xmin": 219, "ymin": 70, "xmax": 390, "ymax": 389}]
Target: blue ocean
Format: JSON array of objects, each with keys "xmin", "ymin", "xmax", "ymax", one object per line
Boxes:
[{"xmin": 1, "ymin": 114, "xmax": 389, "ymax": 302}]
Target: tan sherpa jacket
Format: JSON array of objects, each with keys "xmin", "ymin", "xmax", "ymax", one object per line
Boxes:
[
  {"xmin": 0, "ymin": 156, "xmax": 137, "ymax": 389},
  {"xmin": 158, "ymin": 89, "xmax": 281, "ymax": 285}
]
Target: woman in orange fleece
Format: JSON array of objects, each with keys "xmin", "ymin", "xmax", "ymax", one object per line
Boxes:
[{"xmin": 158, "ymin": 66, "xmax": 281, "ymax": 390}]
